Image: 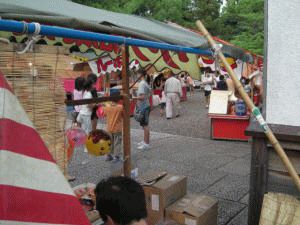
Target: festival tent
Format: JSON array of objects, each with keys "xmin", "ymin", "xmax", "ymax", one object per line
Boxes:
[
  {"xmin": 0, "ymin": 73, "xmax": 91, "ymax": 224},
  {"xmin": 0, "ymin": 0, "xmax": 253, "ymax": 63},
  {"xmin": 166, "ymin": 21, "xmax": 264, "ymax": 78}
]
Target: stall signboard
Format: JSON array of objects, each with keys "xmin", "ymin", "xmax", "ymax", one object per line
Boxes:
[
  {"xmin": 209, "ymin": 90, "xmax": 229, "ymax": 114},
  {"xmin": 0, "ymin": 31, "xmax": 201, "ymax": 79},
  {"xmin": 199, "ymin": 56, "xmax": 244, "ymax": 79}
]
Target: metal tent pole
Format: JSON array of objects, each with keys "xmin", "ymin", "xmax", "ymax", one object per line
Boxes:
[{"xmin": 0, "ymin": 19, "xmax": 213, "ymax": 56}]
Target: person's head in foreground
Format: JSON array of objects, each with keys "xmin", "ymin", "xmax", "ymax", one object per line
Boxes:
[{"xmin": 95, "ymin": 176, "xmax": 147, "ymax": 225}]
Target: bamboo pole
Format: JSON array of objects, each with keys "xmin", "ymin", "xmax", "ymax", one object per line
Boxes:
[
  {"xmin": 196, "ymin": 20, "xmax": 300, "ymax": 191},
  {"xmin": 121, "ymin": 45, "xmax": 131, "ymax": 177}
]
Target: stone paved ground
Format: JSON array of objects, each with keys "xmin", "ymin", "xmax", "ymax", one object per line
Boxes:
[{"xmin": 68, "ymin": 90, "xmax": 251, "ymax": 225}]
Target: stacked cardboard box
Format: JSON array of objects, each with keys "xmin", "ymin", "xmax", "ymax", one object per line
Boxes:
[
  {"xmin": 137, "ymin": 171, "xmax": 187, "ymax": 225},
  {"xmin": 166, "ymin": 194, "xmax": 218, "ymax": 225},
  {"xmin": 137, "ymin": 171, "xmax": 218, "ymax": 225}
]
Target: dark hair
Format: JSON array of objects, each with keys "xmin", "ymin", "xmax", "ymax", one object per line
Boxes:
[
  {"xmin": 95, "ymin": 176, "xmax": 147, "ymax": 225},
  {"xmin": 66, "ymin": 92, "xmax": 73, "ymax": 100},
  {"xmin": 75, "ymin": 77, "xmax": 85, "ymax": 91},
  {"xmin": 87, "ymin": 73, "xmax": 97, "ymax": 84},
  {"xmin": 139, "ymin": 69, "xmax": 147, "ymax": 77},
  {"xmin": 83, "ymin": 77, "xmax": 93, "ymax": 90},
  {"xmin": 245, "ymin": 78, "xmax": 250, "ymax": 85},
  {"xmin": 219, "ymin": 75, "xmax": 225, "ymax": 81}
]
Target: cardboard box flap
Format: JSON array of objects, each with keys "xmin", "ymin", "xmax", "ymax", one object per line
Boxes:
[
  {"xmin": 137, "ymin": 171, "xmax": 168, "ymax": 186},
  {"xmin": 154, "ymin": 174, "xmax": 186, "ymax": 190},
  {"xmin": 167, "ymin": 194, "xmax": 218, "ymax": 217}
]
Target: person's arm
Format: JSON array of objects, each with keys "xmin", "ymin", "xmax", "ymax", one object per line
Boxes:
[
  {"xmin": 85, "ymin": 92, "xmax": 97, "ymax": 109},
  {"xmin": 164, "ymin": 81, "xmax": 168, "ymax": 94},
  {"xmin": 178, "ymin": 80, "xmax": 183, "ymax": 97},
  {"xmin": 136, "ymin": 94, "xmax": 145, "ymax": 100}
]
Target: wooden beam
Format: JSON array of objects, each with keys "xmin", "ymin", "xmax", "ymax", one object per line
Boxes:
[
  {"xmin": 121, "ymin": 45, "xmax": 131, "ymax": 177},
  {"xmin": 65, "ymin": 95, "xmax": 123, "ymax": 106}
]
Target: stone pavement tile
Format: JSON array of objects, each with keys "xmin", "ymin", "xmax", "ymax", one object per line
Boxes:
[
  {"xmin": 68, "ymin": 163, "xmax": 113, "ymax": 188},
  {"xmin": 190, "ymin": 154, "xmax": 236, "ymax": 169},
  {"xmin": 187, "ymin": 167, "xmax": 229, "ymax": 193},
  {"xmin": 240, "ymin": 194, "xmax": 249, "ymax": 205},
  {"xmin": 135, "ymin": 159, "xmax": 194, "ymax": 176},
  {"xmin": 202, "ymin": 174, "xmax": 250, "ymax": 202},
  {"xmin": 201, "ymin": 141, "xmax": 251, "ymax": 158},
  {"xmin": 187, "ymin": 171, "xmax": 226, "ymax": 193},
  {"xmin": 226, "ymin": 207, "xmax": 248, "ymax": 225},
  {"xmin": 217, "ymin": 157, "xmax": 251, "ymax": 176},
  {"xmin": 217, "ymin": 199, "xmax": 247, "ymax": 225}
]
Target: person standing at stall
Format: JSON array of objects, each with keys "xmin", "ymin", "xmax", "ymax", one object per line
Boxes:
[
  {"xmin": 87, "ymin": 73, "xmax": 99, "ymax": 131},
  {"xmin": 103, "ymin": 102, "xmax": 124, "ymax": 162},
  {"xmin": 164, "ymin": 71, "xmax": 182, "ymax": 119},
  {"xmin": 136, "ymin": 70, "xmax": 151, "ymax": 150},
  {"xmin": 73, "ymin": 77, "xmax": 85, "ymax": 126},
  {"xmin": 216, "ymin": 75, "xmax": 228, "ymax": 90},
  {"xmin": 201, "ymin": 69, "xmax": 214, "ymax": 108},
  {"xmin": 77, "ymin": 78, "xmax": 95, "ymax": 136},
  {"xmin": 186, "ymin": 73, "xmax": 195, "ymax": 95}
]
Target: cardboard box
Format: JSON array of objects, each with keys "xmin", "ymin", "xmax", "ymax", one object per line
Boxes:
[
  {"xmin": 165, "ymin": 193, "xmax": 218, "ymax": 225},
  {"xmin": 137, "ymin": 171, "xmax": 187, "ymax": 225}
]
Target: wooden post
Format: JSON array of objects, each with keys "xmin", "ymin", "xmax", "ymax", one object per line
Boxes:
[
  {"xmin": 248, "ymin": 136, "xmax": 268, "ymax": 225},
  {"xmin": 121, "ymin": 45, "xmax": 131, "ymax": 177}
]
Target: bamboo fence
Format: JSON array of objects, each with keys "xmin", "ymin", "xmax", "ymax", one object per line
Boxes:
[{"xmin": 0, "ymin": 42, "xmax": 81, "ymax": 174}]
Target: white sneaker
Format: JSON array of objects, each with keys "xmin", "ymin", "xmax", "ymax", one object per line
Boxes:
[
  {"xmin": 137, "ymin": 143, "xmax": 149, "ymax": 150},
  {"xmin": 81, "ymin": 160, "xmax": 89, "ymax": 165},
  {"xmin": 137, "ymin": 141, "xmax": 145, "ymax": 147}
]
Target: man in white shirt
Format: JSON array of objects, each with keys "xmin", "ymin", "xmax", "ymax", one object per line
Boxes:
[{"xmin": 164, "ymin": 71, "xmax": 182, "ymax": 119}]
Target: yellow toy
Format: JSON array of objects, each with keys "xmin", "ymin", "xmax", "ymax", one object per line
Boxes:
[{"xmin": 85, "ymin": 130, "xmax": 111, "ymax": 156}]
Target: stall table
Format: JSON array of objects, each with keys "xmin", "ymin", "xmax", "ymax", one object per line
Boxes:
[{"xmin": 208, "ymin": 114, "xmax": 250, "ymax": 141}]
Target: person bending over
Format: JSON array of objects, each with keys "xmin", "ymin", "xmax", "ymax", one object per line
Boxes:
[{"xmin": 95, "ymin": 176, "xmax": 147, "ymax": 225}]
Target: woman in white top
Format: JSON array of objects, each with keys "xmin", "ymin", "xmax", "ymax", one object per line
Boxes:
[
  {"xmin": 76, "ymin": 78, "xmax": 97, "ymax": 135},
  {"xmin": 73, "ymin": 77, "xmax": 85, "ymax": 125}
]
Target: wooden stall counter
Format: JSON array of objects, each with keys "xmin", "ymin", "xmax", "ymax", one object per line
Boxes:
[{"xmin": 208, "ymin": 113, "xmax": 250, "ymax": 141}]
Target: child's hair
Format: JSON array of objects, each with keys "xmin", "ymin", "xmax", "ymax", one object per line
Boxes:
[
  {"xmin": 75, "ymin": 77, "xmax": 85, "ymax": 91},
  {"xmin": 87, "ymin": 73, "xmax": 97, "ymax": 84},
  {"xmin": 83, "ymin": 77, "xmax": 94, "ymax": 90},
  {"xmin": 219, "ymin": 75, "xmax": 225, "ymax": 81}
]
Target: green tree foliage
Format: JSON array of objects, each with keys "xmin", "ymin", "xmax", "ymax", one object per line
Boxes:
[
  {"xmin": 71, "ymin": 0, "xmax": 264, "ymax": 55},
  {"xmin": 189, "ymin": 0, "xmax": 223, "ymax": 35},
  {"xmin": 219, "ymin": 0, "xmax": 264, "ymax": 55},
  {"xmin": 72, "ymin": 0, "xmax": 193, "ymax": 28}
]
